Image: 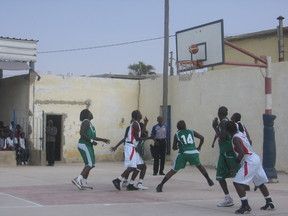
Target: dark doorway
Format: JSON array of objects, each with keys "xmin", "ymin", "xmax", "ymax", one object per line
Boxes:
[{"xmin": 46, "ymin": 114, "xmax": 62, "ymax": 161}]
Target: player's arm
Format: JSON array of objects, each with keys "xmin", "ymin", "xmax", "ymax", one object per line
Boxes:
[
  {"xmin": 94, "ymin": 136, "xmax": 110, "ymax": 144},
  {"xmin": 172, "ymin": 134, "xmax": 179, "ymax": 150},
  {"xmin": 244, "ymin": 126, "xmax": 252, "ymax": 145},
  {"xmin": 232, "ymin": 137, "xmax": 245, "ymax": 163},
  {"xmin": 193, "ymin": 130, "xmax": 204, "ymax": 151},
  {"xmin": 133, "ymin": 122, "xmax": 148, "ymax": 141},
  {"xmin": 217, "ymin": 120, "xmax": 230, "ymax": 141},
  {"xmin": 211, "ymin": 134, "xmax": 218, "ymax": 148},
  {"xmin": 110, "ymin": 138, "xmax": 125, "ymax": 152}
]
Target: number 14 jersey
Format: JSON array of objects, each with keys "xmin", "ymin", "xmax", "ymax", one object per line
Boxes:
[{"xmin": 175, "ymin": 129, "xmax": 199, "ymax": 154}]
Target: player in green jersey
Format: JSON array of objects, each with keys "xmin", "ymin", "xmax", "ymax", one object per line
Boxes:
[
  {"xmin": 156, "ymin": 120, "xmax": 214, "ymax": 192},
  {"xmin": 72, "ymin": 109, "xmax": 110, "ymax": 190},
  {"xmin": 212, "ymin": 106, "xmax": 240, "ymax": 207}
]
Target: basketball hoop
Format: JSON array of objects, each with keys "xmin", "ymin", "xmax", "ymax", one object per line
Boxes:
[
  {"xmin": 177, "ymin": 60, "xmax": 204, "ymax": 81},
  {"xmin": 177, "ymin": 60, "xmax": 204, "ymax": 72}
]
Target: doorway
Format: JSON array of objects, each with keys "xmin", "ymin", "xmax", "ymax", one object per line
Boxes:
[{"xmin": 46, "ymin": 114, "xmax": 62, "ymax": 161}]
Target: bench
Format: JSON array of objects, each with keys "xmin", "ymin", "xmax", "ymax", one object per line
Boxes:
[{"xmin": 0, "ymin": 151, "xmax": 16, "ymax": 166}]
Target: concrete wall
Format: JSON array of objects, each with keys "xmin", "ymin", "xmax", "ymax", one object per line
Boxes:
[
  {"xmin": 33, "ymin": 75, "xmax": 139, "ymax": 163},
  {"xmin": 139, "ymin": 62, "xmax": 288, "ymax": 172}
]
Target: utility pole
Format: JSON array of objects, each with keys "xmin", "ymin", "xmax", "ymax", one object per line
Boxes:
[{"xmin": 162, "ymin": 0, "xmax": 169, "ymax": 118}]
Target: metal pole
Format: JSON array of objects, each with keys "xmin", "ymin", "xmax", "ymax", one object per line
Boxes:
[
  {"xmin": 277, "ymin": 16, "xmax": 285, "ymax": 62},
  {"xmin": 162, "ymin": 0, "xmax": 169, "ymax": 113},
  {"xmin": 265, "ymin": 57, "xmax": 272, "ymax": 115},
  {"xmin": 263, "ymin": 56, "xmax": 278, "ymax": 182}
]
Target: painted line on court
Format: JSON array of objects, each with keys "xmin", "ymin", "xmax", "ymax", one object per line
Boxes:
[{"xmin": 0, "ymin": 192, "xmax": 43, "ymax": 207}]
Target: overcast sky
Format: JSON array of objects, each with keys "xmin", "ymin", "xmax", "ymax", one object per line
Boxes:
[{"xmin": 0, "ymin": 0, "xmax": 287, "ymax": 76}]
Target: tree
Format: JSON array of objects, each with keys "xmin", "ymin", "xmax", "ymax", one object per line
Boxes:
[{"xmin": 128, "ymin": 61, "xmax": 155, "ymax": 76}]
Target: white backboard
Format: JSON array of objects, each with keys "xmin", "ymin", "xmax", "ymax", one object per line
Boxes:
[{"xmin": 176, "ymin": 19, "xmax": 224, "ymax": 72}]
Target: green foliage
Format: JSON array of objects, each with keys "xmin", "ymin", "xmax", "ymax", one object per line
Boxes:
[{"xmin": 128, "ymin": 61, "xmax": 155, "ymax": 75}]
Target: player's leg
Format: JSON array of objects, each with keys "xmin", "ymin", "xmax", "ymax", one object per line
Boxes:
[
  {"xmin": 126, "ymin": 152, "xmax": 140, "ymax": 191},
  {"xmin": 72, "ymin": 143, "xmax": 90, "ymax": 190},
  {"xmin": 81, "ymin": 145, "xmax": 95, "ymax": 189},
  {"xmin": 233, "ymin": 161, "xmax": 256, "ymax": 214},
  {"xmin": 137, "ymin": 163, "xmax": 148, "ymax": 190},
  {"xmin": 253, "ymin": 165, "xmax": 275, "ymax": 210},
  {"xmin": 156, "ymin": 153, "xmax": 184, "ymax": 192},
  {"xmin": 126, "ymin": 168, "xmax": 140, "ymax": 190},
  {"xmin": 113, "ymin": 144, "xmax": 135, "ymax": 190},
  {"xmin": 233, "ymin": 182, "xmax": 251, "ymax": 214},
  {"xmin": 191, "ymin": 153, "xmax": 214, "ymax": 186},
  {"xmin": 258, "ymin": 184, "xmax": 275, "ymax": 210},
  {"xmin": 156, "ymin": 169, "xmax": 177, "ymax": 192},
  {"xmin": 74, "ymin": 144, "xmax": 95, "ymax": 189},
  {"xmin": 196, "ymin": 164, "xmax": 214, "ymax": 186},
  {"xmin": 216, "ymin": 154, "xmax": 234, "ymax": 207}
]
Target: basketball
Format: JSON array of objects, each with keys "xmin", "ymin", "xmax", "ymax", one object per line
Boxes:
[{"xmin": 189, "ymin": 44, "xmax": 199, "ymax": 54}]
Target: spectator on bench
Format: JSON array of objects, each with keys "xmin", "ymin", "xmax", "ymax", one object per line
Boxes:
[{"xmin": 5, "ymin": 131, "xmax": 17, "ymax": 151}]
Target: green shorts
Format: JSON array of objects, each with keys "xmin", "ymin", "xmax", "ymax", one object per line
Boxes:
[
  {"xmin": 78, "ymin": 143, "xmax": 95, "ymax": 167},
  {"xmin": 173, "ymin": 153, "xmax": 200, "ymax": 171},
  {"xmin": 216, "ymin": 151, "xmax": 239, "ymax": 181}
]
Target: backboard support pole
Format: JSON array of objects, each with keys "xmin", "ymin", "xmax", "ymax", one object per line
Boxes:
[{"xmin": 224, "ymin": 41, "xmax": 277, "ymax": 182}]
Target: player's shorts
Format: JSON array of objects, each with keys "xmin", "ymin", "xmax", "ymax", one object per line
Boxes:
[
  {"xmin": 216, "ymin": 151, "xmax": 240, "ymax": 181},
  {"xmin": 234, "ymin": 153, "xmax": 268, "ymax": 186},
  {"xmin": 124, "ymin": 143, "xmax": 143, "ymax": 168},
  {"xmin": 78, "ymin": 143, "xmax": 95, "ymax": 167},
  {"xmin": 173, "ymin": 153, "xmax": 200, "ymax": 171}
]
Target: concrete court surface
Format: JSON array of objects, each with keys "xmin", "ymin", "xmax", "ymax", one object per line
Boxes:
[{"xmin": 0, "ymin": 162, "xmax": 287, "ymax": 216}]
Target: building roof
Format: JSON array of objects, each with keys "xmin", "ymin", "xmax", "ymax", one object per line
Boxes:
[
  {"xmin": 90, "ymin": 73, "xmax": 159, "ymax": 80},
  {"xmin": 226, "ymin": 27, "xmax": 288, "ymax": 41},
  {"xmin": 0, "ymin": 36, "xmax": 38, "ymax": 42}
]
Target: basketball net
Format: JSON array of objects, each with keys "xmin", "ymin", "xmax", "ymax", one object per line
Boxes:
[{"xmin": 177, "ymin": 60, "xmax": 204, "ymax": 81}]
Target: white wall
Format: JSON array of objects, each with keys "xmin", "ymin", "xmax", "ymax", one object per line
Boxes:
[{"xmin": 140, "ymin": 62, "xmax": 288, "ymax": 172}]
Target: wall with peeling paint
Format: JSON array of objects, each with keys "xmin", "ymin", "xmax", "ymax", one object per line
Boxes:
[{"xmin": 33, "ymin": 75, "xmax": 139, "ymax": 163}]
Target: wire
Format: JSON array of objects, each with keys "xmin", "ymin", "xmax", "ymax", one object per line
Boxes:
[{"xmin": 38, "ymin": 35, "xmax": 175, "ymax": 54}]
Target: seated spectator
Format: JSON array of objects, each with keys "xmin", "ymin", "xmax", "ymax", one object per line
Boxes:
[
  {"xmin": 17, "ymin": 132, "xmax": 29, "ymax": 165},
  {"xmin": 5, "ymin": 131, "xmax": 17, "ymax": 151}
]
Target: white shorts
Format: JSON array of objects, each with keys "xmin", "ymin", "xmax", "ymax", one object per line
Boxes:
[
  {"xmin": 124, "ymin": 143, "xmax": 143, "ymax": 168},
  {"xmin": 234, "ymin": 154, "xmax": 268, "ymax": 186}
]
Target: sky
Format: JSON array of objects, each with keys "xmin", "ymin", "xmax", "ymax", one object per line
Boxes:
[{"xmin": 0, "ymin": 0, "xmax": 287, "ymax": 77}]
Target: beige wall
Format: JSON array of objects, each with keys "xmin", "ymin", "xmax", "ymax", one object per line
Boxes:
[
  {"xmin": 29, "ymin": 62, "xmax": 288, "ymax": 172},
  {"xmin": 33, "ymin": 75, "xmax": 139, "ymax": 162},
  {"xmin": 140, "ymin": 62, "xmax": 288, "ymax": 172},
  {"xmin": 219, "ymin": 33, "xmax": 288, "ymax": 70}
]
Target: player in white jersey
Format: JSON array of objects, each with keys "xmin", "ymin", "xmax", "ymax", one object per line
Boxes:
[
  {"xmin": 231, "ymin": 113, "xmax": 252, "ymax": 145},
  {"xmin": 112, "ymin": 110, "xmax": 148, "ymax": 191},
  {"xmin": 226, "ymin": 121, "xmax": 275, "ymax": 214}
]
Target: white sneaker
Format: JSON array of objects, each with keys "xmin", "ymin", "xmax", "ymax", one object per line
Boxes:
[
  {"xmin": 137, "ymin": 182, "xmax": 148, "ymax": 190},
  {"xmin": 82, "ymin": 179, "xmax": 93, "ymax": 189},
  {"xmin": 217, "ymin": 196, "xmax": 234, "ymax": 207},
  {"xmin": 72, "ymin": 177, "xmax": 83, "ymax": 190}
]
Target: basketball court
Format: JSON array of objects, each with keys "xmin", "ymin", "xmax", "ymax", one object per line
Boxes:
[{"xmin": 0, "ymin": 162, "xmax": 287, "ymax": 216}]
